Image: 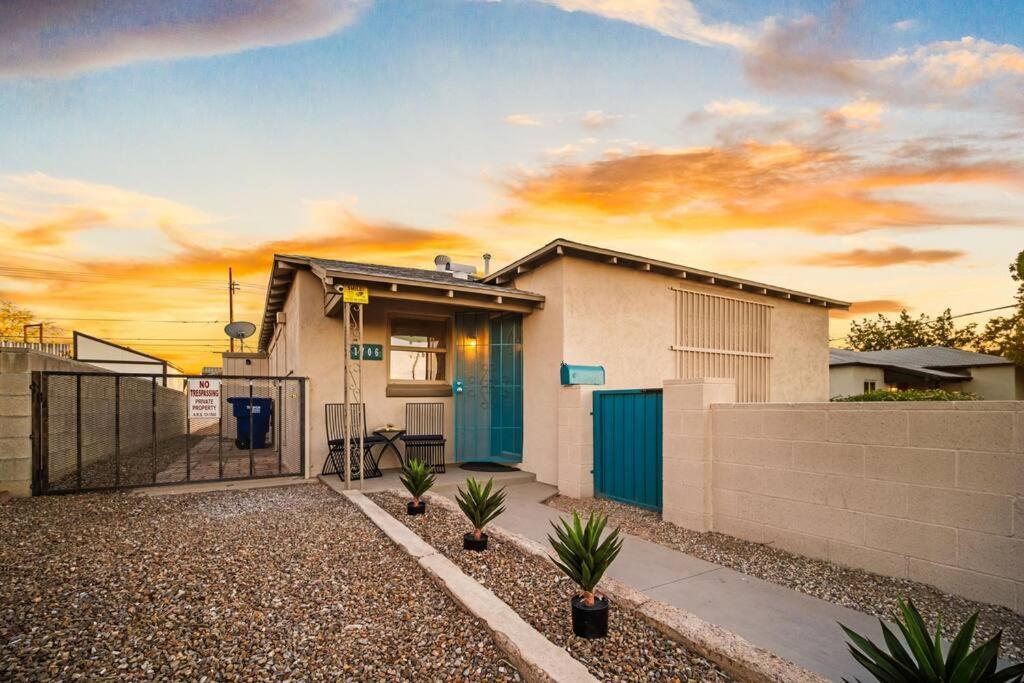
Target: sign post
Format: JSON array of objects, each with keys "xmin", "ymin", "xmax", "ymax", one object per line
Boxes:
[{"xmin": 187, "ymin": 378, "xmax": 221, "ymax": 419}]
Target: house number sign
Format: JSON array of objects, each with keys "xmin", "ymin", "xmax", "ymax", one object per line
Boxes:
[{"xmin": 350, "ymin": 343, "xmax": 383, "ymax": 360}]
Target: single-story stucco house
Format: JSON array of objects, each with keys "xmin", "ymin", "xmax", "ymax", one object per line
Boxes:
[
  {"xmin": 829, "ymin": 347, "xmax": 1024, "ymax": 399},
  {"xmin": 250, "ymin": 238, "xmax": 849, "ymax": 492}
]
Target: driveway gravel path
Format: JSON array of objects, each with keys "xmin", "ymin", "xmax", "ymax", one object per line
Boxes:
[
  {"xmin": 0, "ymin": 483, "xmax": 519, "ymax": 681},
  {"xmin": 370, "ymin": 491, "xmax": 731, "ymax": 682},
  {"xmin": 548, "ymin": 494, "xmax": 1024, "ymax": 664}
]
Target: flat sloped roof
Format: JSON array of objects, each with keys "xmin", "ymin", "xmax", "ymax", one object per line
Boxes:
[
  {"xmin": 292, "ymin": 255, "xmax": 540, "ymax": 297},
  {"xmin": 843, "ymin": 346, "xmax": 1012, "ymax": 369},
  {"xmin": 828, "ymin": 348, "xmax": 984, "ymax": 382}
]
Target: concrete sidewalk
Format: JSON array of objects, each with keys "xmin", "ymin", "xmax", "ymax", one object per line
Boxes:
[{"xmin": 462, "ymin": 482, "xmax": 879, "ymax": 682}]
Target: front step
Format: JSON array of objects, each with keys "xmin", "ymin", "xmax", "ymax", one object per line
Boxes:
[{"xmin": 433, "ymin": 470, "xmax": 536, "ymax": 496}]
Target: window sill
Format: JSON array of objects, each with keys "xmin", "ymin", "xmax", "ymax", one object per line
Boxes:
[{"xmin": 386, "ymin": 383, "xmax": 453, "ymax": 398}]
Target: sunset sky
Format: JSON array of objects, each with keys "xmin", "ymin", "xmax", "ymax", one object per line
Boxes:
[{"xmin": 1, "ymin": 0, "xmax": 1022, "ymax": 372}]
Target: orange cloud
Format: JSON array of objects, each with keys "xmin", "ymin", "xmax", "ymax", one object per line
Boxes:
[
  {"xmin": 800, "ymin": 246, "xmax": 965, "ymax": 267},
  {"xmin": 830, "ymin": 299, "xmax": 907, "ymax": 319},
  {"xmin": 0, "ymin": 179, "xmax": 478, "ymax": 371},
  {"xmin": 499, "ymin": 139, "xmax": 1022, "ymax": 236}
]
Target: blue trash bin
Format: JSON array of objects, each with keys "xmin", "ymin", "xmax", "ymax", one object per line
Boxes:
[{"xmin": 227, "ymin": 397, "xmax": 274, "ymax": 449}]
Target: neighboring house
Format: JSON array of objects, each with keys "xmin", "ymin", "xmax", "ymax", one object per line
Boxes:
[
  {"xmin": 73, "ymin": 331, "xmax": 184, "ymax": 387},
  {"xmin": 829, "ymin": 346, "xmax": 1024, "ymax": 399},
  {"xmin": 257, "ymin": 238, "xmax": 849, "ymax": 488}
]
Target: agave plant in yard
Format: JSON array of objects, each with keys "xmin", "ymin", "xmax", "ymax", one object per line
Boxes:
[
  {"xmin": 840, "ymin": 599, "xmax": 1024, "ymax": 683},
  {"xmin": 455, "ymin": 477, "xmax": 506, "ymax": 551},
  {"xmin": 548, "ymin": 511, "xmax": 624, "ymax": 639},
  {"xmin": 399, "ymin": 458, "xmax": 435, "ymax": 515}
]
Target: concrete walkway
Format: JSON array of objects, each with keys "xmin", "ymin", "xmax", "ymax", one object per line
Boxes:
[{"xmin": 468, "ymin": 481, "xmax": 880, "ymax": 682}]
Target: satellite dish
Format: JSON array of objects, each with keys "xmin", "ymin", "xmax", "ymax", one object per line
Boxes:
[{"xmin": 224, "ymin": 321, "xmax": 256, "ymax": 340}]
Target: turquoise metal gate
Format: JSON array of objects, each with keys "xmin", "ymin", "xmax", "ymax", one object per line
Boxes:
[
  {"xmin": 453, "ymin": 312, "xmax": 523, "ymax": 463},
  {"xmin": 592, "ymin": 389, "xmax": 663, "ymax": 511}
]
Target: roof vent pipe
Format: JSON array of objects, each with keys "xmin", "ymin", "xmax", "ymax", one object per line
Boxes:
[
  {"xmin": 483, "ymin": 253, "xmax": 492, "ymax": 276},
  {"xmin": 434, "ymin": 254, "xmax": 451, "ymax": 272}
]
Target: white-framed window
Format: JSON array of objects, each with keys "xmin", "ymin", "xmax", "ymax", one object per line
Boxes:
[
  {"xmin": 387, "ymin": 316, "xmax": 449, "ymax": 384},
  {"xmin": 863, "ymin": 380, "xmax": 877, "ymax": 393}
]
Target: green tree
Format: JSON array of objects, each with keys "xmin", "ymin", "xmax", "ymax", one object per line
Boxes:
[
  {"xmin": 0, "ymin": 300, "xmax": 63, "ymax": 341},
  {"xmin": 975, "ymin": 250, "xmax": 1024, "ymax": 365},
  {"xmin": 845, "ymin": 309, "xmax": 978, "ymax": 352}
]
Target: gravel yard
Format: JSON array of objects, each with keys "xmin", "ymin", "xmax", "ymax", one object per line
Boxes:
[
  {"xmin": 548, "ymin": 494, "xmax": 1024, "ymax": 664},
  {"xmin": 369, "ymin": 491, "xmax": 732, "ymax": 682},
  {"xmin": 0, "ymin": 483, "xmax": 519, "ymax": 681}
]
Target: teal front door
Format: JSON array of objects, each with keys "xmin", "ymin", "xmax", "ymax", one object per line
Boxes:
[{"xmin": 453, "ymin": 312, "xmax": 523, "ymax": 463}]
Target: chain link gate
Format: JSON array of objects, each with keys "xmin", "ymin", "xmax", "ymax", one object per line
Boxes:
[{"xmin": 31, "ymin": 372, "xmax": 306, "ymax": 495}]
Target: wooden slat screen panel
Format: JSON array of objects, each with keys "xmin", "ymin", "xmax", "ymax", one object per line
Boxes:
[{"xmin": 672, "ymin": 288, "xmax": 772, "ymax": 402}]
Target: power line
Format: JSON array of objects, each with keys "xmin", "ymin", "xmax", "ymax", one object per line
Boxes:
[
  {"xmin": 0, "ymin": 265, "xmax": 264, "ymax": 291},
  {"xmin": 830, "ymin": 303, "xmax": 1018, "ymax": 343},
  {"xmin": 32, "ymin": 317, "xmax": 229, "ymax": 323}
]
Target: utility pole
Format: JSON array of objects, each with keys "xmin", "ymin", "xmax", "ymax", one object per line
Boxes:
[{"xmin": 228, "ymin": 267, "xmax": 239, "ymax": 352}]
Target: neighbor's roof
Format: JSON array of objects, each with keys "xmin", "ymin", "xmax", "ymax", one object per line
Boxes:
[
  {"xmin": 827, "ymin": 346, "xmax": 1011, "ymax": 383},
  {"xmin": 482, "ymin": 238, "xmax": 851, "ymax": 309},
  {"xmin": 258, "ymin": 254, "xmax": 544, "ymax": 351},
  {"xmin": 837, "ymin": 346, "xmax": 1012, "ymax": 369}
]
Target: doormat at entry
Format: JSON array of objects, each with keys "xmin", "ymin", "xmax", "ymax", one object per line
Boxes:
[{"xmin": 459, "ymin": 462, "xmax": 519, "ymax": 472}]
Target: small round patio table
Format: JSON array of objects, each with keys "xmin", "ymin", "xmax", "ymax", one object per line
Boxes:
[{"xmin": 373, "ymin": 428, "xmax": 406, "ymax": 468}]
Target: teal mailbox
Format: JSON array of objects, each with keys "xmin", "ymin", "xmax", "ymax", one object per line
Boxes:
[{"xmin": 560, "ymin": 363, "xmax": 605, "ymax": 386}]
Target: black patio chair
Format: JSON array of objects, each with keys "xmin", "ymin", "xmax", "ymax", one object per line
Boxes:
[
  {"xmin": 321, "ymin": 403, "xmax": 386, "ymax": 480},
  {"xmin": 399, "ymin": 402, "xmax": 446, "ymax": 473}
]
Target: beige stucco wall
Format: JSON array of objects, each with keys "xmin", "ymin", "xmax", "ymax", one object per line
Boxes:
[
  {"xmin": 267, "ymin": 270, "xmax": 462, "ymax": 476},
  {"xmin": 967, "ymin": 364, "xmax": 1021, "ymax": 400},
  {"xmin": 510, "ymin": 255, "xmax": 831, "ymax": 496},
  {"xmin": 222, "ymin": 353, "xmax": 270, "ymax": 377},
  {"xmin": 663, "ymin": 378, "xmax": 1024, "ymax": 613},
  {"xmin": 516, "ymin": 259, "xmax": 564, "ymax": 486},
  {"xmin": 829, "ymin": 365, "xmax": 885, "ymax": 399}
]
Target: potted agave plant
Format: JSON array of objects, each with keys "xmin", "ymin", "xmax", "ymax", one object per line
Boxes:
[
  {"xmin": 841, "ymin": 598, "xmax": 1024, "ymax": 683},
  {"xmin": 455, "ymin": 477, "xmax": 506, "ymax": 551},
  {"xmin": 399, "ymin": 458, "xmax": 435, "ymax": 515},
  {"xmin": 548, "ymin": 511, "xmax": 623, "ymax": 639}
]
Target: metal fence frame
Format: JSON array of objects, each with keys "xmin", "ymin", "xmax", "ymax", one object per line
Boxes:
[{"xmin": 31, "ymin": 371, "xmax": 306, "ymax": 495}]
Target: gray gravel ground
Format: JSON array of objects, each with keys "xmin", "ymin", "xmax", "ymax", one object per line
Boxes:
[
  {"xmin": 0, "ymin": 483, "xmax": 520, "ymax": 681},
  {"xmin": 548, "ymin": 494, "xmax": 1024, "ymax": 664},
  {"xmin": 370, "ymin": 491, "xmax": 732, "ymax": 682}
]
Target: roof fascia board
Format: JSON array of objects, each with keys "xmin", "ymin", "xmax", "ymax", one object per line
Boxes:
[{"xmin": 485, "ymin": 239, "xmax": 850, "ymax": 309}]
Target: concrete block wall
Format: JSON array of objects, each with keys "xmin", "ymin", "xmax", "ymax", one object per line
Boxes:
[
  {"xmin": 663, "ymin": 378, "xmax": 1024, "ymax": 613},
  {"xmin": 1, "ymin": 350, "xmax": 188, "ymax": 495}
]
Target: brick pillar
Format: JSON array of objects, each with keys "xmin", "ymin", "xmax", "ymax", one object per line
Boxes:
[
  {"xmin": 557, "ymin": 385, "xmax": 594, "ymax": 499},
  {"xmin": 662, "ymin": 378, "xmax": 736, "ymax": 532},
  {"xmin": 0, "ymin": 352, "xmax": 34, "ymax": 497}
]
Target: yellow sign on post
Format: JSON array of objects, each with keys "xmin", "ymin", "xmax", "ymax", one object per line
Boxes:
[{"xmin": 342, "ymin": 285, "xmax": 369, "ymax": 304}]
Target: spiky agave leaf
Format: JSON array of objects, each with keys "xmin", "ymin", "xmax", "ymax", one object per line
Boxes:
[
  {"xmin": 840, "ymin": 599, "xmax": 1024, "ymax": 683},
  {"xmin": 399, "ymin": 458, "xmax": 435, "ymax": 500},
  {"xmin": 546, "ymin": 511, "xmax": 623, "ymax": 595},
  {"xmin": 455, "ymin": 477, "xmax": 506, "ymax": 533}
]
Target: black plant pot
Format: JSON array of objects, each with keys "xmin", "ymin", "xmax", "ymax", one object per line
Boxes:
[
  {"xmin": 463, "ymin": 532, "xmax": 488, "ymax": 551},
  {"xmin": 407, "ymin": 501, "xmax": 426, "ymax": 516},
  {"xmin": 571, "ymin": 595, "xmax": 610, "ymax": 639}
]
